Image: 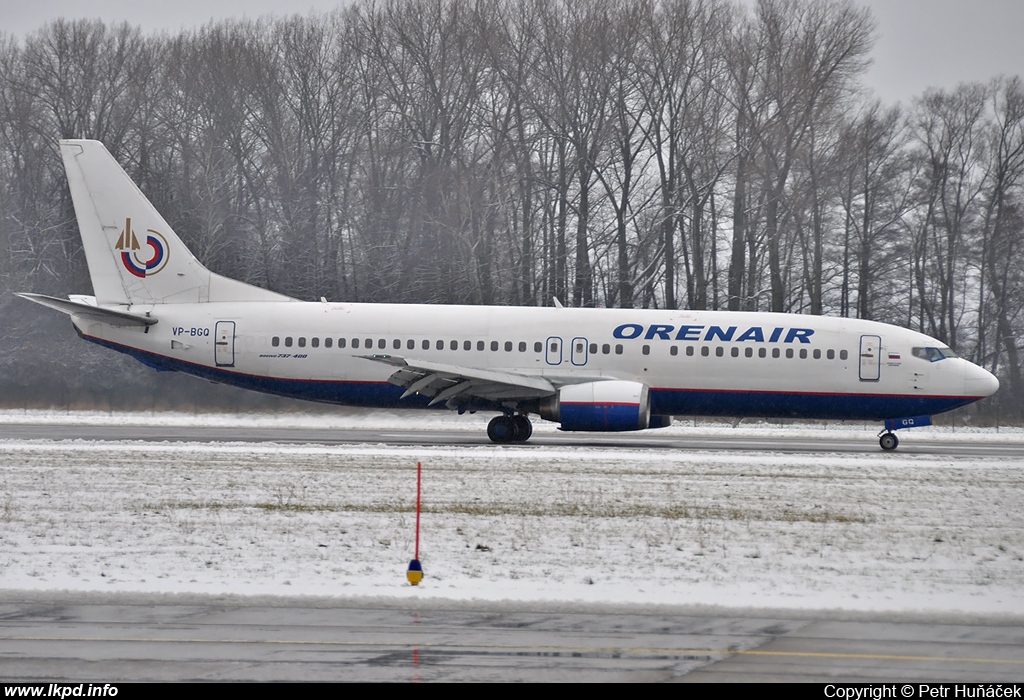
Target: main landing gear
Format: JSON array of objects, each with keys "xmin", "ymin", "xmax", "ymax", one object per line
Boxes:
[{"xmin": 487, "ymin": 414, "xmax": 533, "ymax": 444}]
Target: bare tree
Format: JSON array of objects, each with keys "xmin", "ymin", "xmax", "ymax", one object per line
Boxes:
[
  {"xmin": 835, "ymin": 101, "xmax": 912, "ymax": 321},
  {"xmin": 909, "ymin": 83, "xmax": 989, "ymax": 348},
  {"xmin": 978, "ymin": 77, "xmax": 1024, "ymax": 416},
  {"xmin": 730, "ymin": 0, "xmax": 874, "ymax": 312}
]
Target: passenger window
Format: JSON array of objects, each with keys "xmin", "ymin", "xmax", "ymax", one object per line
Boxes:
[
  {"xmin": 670, "ymin": 346, "xmax": 678, "ymax": 356},
  {"xmin": 758, "ymin": 348, "xmax": 766, "ymax": 358},
  {"xmin": 491, "ymin": 341, "xmax": 499, "ymax": 351},
  {"xmin": 786, "ymin": 348, "xmax": 793, "ymax": 359},
  {"xmin": 325, "ymin": 338, "xmax": 332, "ymax": 349},
  {"xmin": 272, "ymin": 336, "xmax": 280, "ymax": 347},
  {"xmin": 701, "ymin": 346, "xmax": 709, "ymax": 357},
  {"xmin": 745, "ymin": 347, "xmax": 753, "ymax": 358},
  {"xmin": 716, "ymin": 347, "xmax": 724, "ymax": 357},
  {"xmin": 450, "ymin": 340, "xmax": 458, "ymax": 351},
  {"xmin": 436, "ymin": 340, "xmax": 444, "ymax": 350},
  {"xmin": 686, "ymin": 346, "xmax": 694, "ymax": 357},
  {"xmin": 394, "ymin": 339, "xmax": 401, "ymax": 350},
  {"xmin": 378, "ymin": 339, "xmax": 386, "ymax": 349},
  {"xmin": 813, "ymin": 349, "xmax": 821, "ymax": 359},
  {"xmin": 575, "ymin": 342, "xmax": 584, "ymax": 353},
  {"xmin": 800, "ymin": 348, "xmax": 808, "ymax": 359},
  {"xmin": 615, "ymin": 344, "xmax": 623, "ymax": 355},
  {"xmin": 407, "ymin": 339, "xmax": 415, "ymax": 350},
  {"xmin": 464, "ymin": 340, "xmax": 472, "ymax": 351},
  {"xmin": 731, "ymin": 347, "xmax": 739, "ymax": 358},
  {"xmin": 534, "ymin": 342, "xmax": 542, "ymax": 353},
  {"xmin": 285, "ymin": 337, "xmax": 293, "ymax": 348},
  {"xmin": 602, "ymin": 344, "xmax": 610, "ymax": 354},
  {"xmin": 365, "ymin": 338, "xmax": 372, "ymax": 348},
  {"xmin": 479, "ymin": 341, "xmax": 486, "ymax": 351},
  {"xmin": 352, "ymin": 338, "xmax": 359, "ymax": 349},
  {"xmin": 298, "ymin": 337, "xmax": 306, "ymax": 348},
  {"xmin": 642, "ymin": 345, "xmax": 650, "ymax": 355},
  {"xmin": 505, "ymin": 341, "xmax": 513, "ymax": 352},
  {"xmin": 590, "ymin": 343, "xmax": 597, "ymax": 354},
  {"xmin": 338, "ymin": 338, "xmax": 346, "ymax": 349},
  {"xmin": 772, "ymin": 348, "xmax": 780, "ymax": 358},
  {"xmin": 311, "ymin": 337, "xmax": 319, "ymax": 348},
  {"xmin": 520, "ymin": 342, "xmax": 527, "ymax": 352},
  {"xmin": 840, "ymin": 349, "xmax": 848, "ymax": 360},
  {"xmin": 422, "ymin": 339, "xmax": 430, "ymax": 350}
]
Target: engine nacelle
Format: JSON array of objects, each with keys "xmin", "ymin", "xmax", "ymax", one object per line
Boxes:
[{"xmin": 539, "ymin": 380, "xmax": 652, "ymax": 431}]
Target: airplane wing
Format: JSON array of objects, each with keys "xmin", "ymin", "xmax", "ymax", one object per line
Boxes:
[{"xmin": 358, "ymin": 354, "xmax": 555, "ymax": 407}]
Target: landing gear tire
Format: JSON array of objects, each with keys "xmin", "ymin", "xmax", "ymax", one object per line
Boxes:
[
  {"xmin": 487, "ymin": 415, "xmax": 514, "ymax": 443},
  {"xmin": 512, "ymin": 415, "xmax": 532, "ymax": 442},
  {"xmin": 879, "ymin": 432, "xmax": 899, "ymax": 451},
  {"xmin": 487, "ymin": 415, "xmax": 533, "ymax": 444}
]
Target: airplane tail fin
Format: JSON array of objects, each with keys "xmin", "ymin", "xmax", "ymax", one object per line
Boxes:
[{"xmin": 59, "ymin": 140, "xmax": 292, "ymax": 305}]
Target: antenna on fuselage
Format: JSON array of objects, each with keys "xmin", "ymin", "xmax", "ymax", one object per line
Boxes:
[{"xmin": 552, "ymin": 297, "xmax": 564, "ymax": 309}]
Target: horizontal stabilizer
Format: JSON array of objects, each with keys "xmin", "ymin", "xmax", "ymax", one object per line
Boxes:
[{"xmin": 16, "ymin": 293, "xmax": 157, "ymax": 327}]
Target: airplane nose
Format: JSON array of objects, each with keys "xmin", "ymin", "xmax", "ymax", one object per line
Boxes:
[{"xmin": 965, "ymin": 362, "xmax": 1000, "ymax": 398}]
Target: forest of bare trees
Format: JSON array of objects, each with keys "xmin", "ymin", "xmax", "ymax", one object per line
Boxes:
[{"xmin": 2, "ymin": 0, "xmax": 1022, "ymax": 418}]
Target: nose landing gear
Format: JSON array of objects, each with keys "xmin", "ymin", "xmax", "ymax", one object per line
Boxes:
[
  {"xmin": 878, "ymin": 414, "xmax": 932, "ymax": 451},
  {"xmin": 487, "ymin": 414, "xmax": 533, "ymax": 443}
]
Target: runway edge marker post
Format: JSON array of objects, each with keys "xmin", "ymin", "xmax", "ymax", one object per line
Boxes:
[{"xmin": 407, "ymin": 461, "xmax": 423, "ymax": 585}]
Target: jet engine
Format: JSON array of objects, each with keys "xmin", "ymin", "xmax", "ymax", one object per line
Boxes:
[{"xmin": 538, "ymin": 380, "xmax": 663, "ymax": 431}]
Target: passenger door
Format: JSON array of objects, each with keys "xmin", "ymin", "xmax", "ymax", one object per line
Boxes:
[
  {"xmin": 215, "ymin": 321, "xmax": 236, "ymax": 367},
  {"xmin": 859, "ymin": 334, "xmax": 880, "ymax": 381}
]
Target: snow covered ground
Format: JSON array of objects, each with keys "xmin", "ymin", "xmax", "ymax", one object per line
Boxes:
[{"xmin": 1, "ymin": 409, "xmax": 1023, "ymax": 615}]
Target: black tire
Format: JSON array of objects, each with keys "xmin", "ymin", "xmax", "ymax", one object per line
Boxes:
[
  {"xmin": 879, "ymin": 432, "xmax": 899, "ymax": 451},
  {"xmin": 487, "ymin": 415, "xmax": 514, "ymax": 443},
  {"xmin": 512, "ymin": 415, "xmax": 533, "ymax": 442}
]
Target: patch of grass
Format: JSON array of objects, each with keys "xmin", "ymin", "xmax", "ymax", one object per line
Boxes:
[
  {"xmin": 149, "ymin": 499, "xmax": 870, "ymax": 523},
  {"xmin": 0, "ymin": 492, "xmax": 13, "ymax": 522}
]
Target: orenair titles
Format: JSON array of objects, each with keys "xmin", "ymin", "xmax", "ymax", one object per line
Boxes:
[{"xmin": 613, "ymin": 324, "xmax": 815, "ymax": 344}]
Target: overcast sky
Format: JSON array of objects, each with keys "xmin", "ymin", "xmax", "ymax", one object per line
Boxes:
[{"xmin": 3, "ymin": 0, "xmax": 1022, "ymax": 105}]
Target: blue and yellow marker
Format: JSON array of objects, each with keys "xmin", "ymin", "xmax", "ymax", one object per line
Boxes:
[{"xmin": 407, "ymin": 558, "xmax": 423, "ymax": 585}]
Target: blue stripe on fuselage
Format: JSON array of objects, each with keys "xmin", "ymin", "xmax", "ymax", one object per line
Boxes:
[{"xmin": 649, "ymin": 387, "xmax": 975, "ymax": 421}]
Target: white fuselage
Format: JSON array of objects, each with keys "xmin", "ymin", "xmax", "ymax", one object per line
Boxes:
[{"xmin": 76, "ymin": 301, "xmax": 997, "ymax": 422}]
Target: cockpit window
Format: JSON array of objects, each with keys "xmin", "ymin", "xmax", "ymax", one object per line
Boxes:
[{"xmin": 912, "ymin": 346, "xmax": 958, "ymax": 362}]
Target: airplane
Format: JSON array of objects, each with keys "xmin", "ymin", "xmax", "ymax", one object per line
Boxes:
[{"xmin": 18, "ymin": 140, "xmax": 1000, "ymax": 450}]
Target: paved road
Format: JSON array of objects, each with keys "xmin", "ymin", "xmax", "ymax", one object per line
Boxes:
[
  {"xmin": 2, "ymin": 594, "xmax": 1023, "ymax": 682},
  {"xmin": 1, "ymin": 422, "xmax": 1021, "ymax": 457}
]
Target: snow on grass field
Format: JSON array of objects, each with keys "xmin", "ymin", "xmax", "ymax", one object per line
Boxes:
[{"xmin": 0, "ymin": 410, "xmax": 1023, "ymax": 614}]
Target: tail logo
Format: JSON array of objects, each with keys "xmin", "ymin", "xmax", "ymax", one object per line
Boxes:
[{"xmin": 115, "ymin": 217, "xmax": 169, "ymax": 278}]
